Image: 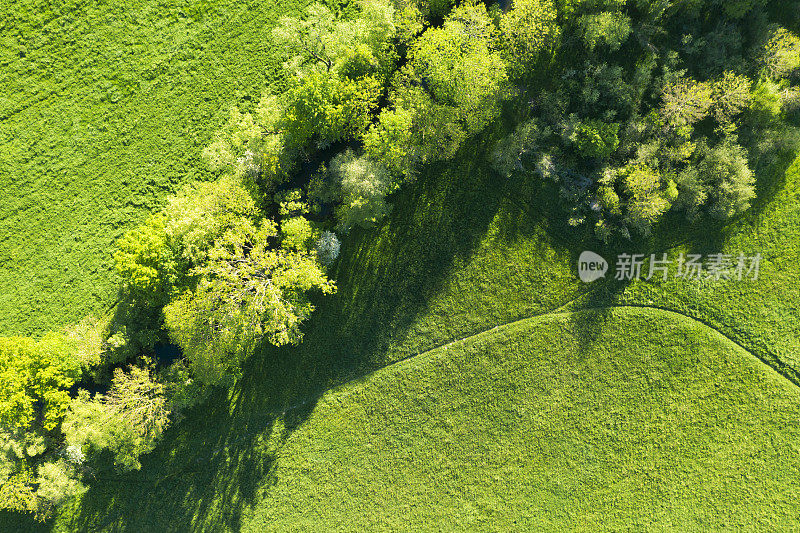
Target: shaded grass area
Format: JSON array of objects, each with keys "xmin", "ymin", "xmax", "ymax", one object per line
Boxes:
[
  {"xmin": 565, "ymin": 154, "xmax": 800, "ymax": 381},
  {"xmin": 41, "ymin": 308, "xmax": 800, "ymax": 531},
  {"xmin": 239, "ymin": 308, "xmax": 800, "ymax": 531},
  {"xmin": 0, "ymin": 0, "xmax": 303, "ymax": 335}
]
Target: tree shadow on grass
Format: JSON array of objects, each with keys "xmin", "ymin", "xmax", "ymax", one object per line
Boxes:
[{"xmin": 49, "ymin": 141, "xmax": 512, "ymax": 532}]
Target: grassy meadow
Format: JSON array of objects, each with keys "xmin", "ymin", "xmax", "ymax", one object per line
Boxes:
[{"xmin": 0, "ymin": 0, "xmax": 302, "ymax": 334}]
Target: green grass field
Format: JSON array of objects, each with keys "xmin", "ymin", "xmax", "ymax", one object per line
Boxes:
[
  {"xmin": 33, "ymin": 308, "xmax": 800, "ymax": 531},
  {"xmin": 0, "ymin": 0, "xmax": 302, "ymax": 335},
  {"xmin": 2, "ymin": 0, "xmax": 800, "ymax": 530}
]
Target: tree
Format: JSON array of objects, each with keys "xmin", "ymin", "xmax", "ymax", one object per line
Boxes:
[
  {"xmin": 163, "ymin": 219, "xmax": 335, "ymax": 385},
  {"xmin": 711, "ymin": 71, "xmax": 752, "ymax": 131},
  {"xmin": 375, "ymin": 1, "xmax": 511, "ymax": 173},
  {"xmin": 363, "ymin": 107, "xmax": 415, "ymax": 178},
  {"xmin": 281, "ymin": 216, "xmax": 316, "ymax": 251},
  {"xmin": 162, "ymin": 175, "xmax": 259, "ymax": 265},
  {"xmin": 282, "ymin": 71, "xmax": 383, "ymax": 148},
  {"xmin": 660, "ymin": 77, "xmax": 713, "ymax": 131},
  {"xmin": 330, "ymin": 150, "xmax": 392, "ymax": 229},
  {"xmin": 63, "ymin": 365, "xmax": 170, "ymax": 471},
  {"xmin": 620, "ymin": 164, "xmax": 675, "ymax": 236},
  {"xmin": 407, "ymin": 2, "xmax": 509, "ymax": 134},
  {"xmin": 574, "ymin": 119, "xmax": 620, "ymax": 159},
  {"xmin": 272, "ymin": 1, "xmax": 397, "ymax": 80},
  {"xmin": 114, "ymin": 215, "xmax": 176, "ymax": 303},
  {"xmin": 0, "ymin": 334, "xmax": 81, "ymax": 432},
  {"xmin": 578, "ymin": 11, "xmax": 632, "ymax": 52},
  {"xmin": 697, "ymin": 140, "xmax": 755, "ymax": 219},
  {"xmin": 499, "ymin": 0, "xmax": 560, "ymax": 78},
  {"xmin": 315, "ymin": 231, "xmax": 341, "ymax": 266},
  {"xmin": 757, "ymin": 26, "xmax": 800, "ymax": 80}
]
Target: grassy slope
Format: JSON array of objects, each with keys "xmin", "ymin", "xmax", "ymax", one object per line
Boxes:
[
  {"xmin": 47, "ymin": 308, "xmax": 800, "ymax": 531},
  {"xmin": 241, "ymin": 308, "xmax": 800, "ymax": 531},
  {"xmin": 0, "ymin": 0, "xmax": 301, "ymax": 335}
]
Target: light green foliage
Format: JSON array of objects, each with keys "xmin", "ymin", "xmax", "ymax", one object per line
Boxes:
[
  {"xmin": 499, "ymin": 0, "xmax": 560, "ymax": 77},
  {"xmin": 376, "ymin": 1, "xmax": 510, "ymax": 173},
  {"xmin": 163, "ymin": 175, "xmax": 259, "ymax": 265},
  {"xmin": 363, "ymin": 107, "xmax": 415, "ymax": 177},
  {"xmin": 749, "ymin": 78, "xmax": 784, "ymax": 124},
  {"xmin": 282, "ymin": 72, "xmax": 383, "ymax": 147},
  {"xmin": 697, "ymin": 140, "xmax": 755, "ymax": 219},
  {"xmin": 574, "ymin": 119, "xmax": 620, "ymax": 158},
  {"xmin": 35, "ymin": 461, "xmax": 84, "ymax": 509},
  {"xmin": 0, "ymin": 472, "xmax": 39, "ymax": 519},
  {"xmin": 63, "ymin": 365, "xmax": 169, "ymax": 471},
  {"xmin": 758, "ymin": 26, "xmax": 800, "ymax": 80},
  {"xmin": 113, "ymin": 216, "xmax": 175, "ymax": 301},
  {"xmin": 578, "ymin": 11, "xmax": 632, "ymax": 52},
  {"xmin": 660, "ymin": 77, "xmax": 713, "ymax": 131},
  {"xmin": 596, "ymin": 184, "xmax": 621, "ymax": 214},
  {"xmin": 281, "ymin": 217, "xmax": 316, "ymax": 251},
  {"xmin": 164, "ymin": 220, "xmax": 335, "ymax": 385},
  {"xmin": 407, "ymin": 2, "xmax": 509, "ymax": 134},
  {"xmin": 0, "ymin": 334, "xmax": 81, "ymax": 432},
  {"xmin": 62, "ymin": 317, "xmax": 104, "ymax": 370},
  {"xmin": 711, "ymin": 71, "xmax": 752, "ymax": 130},
  {"xmin": 672, "ymin": 166, "xmax": 707, "ymax": 220},
  {"xmin": 409, "ymin": 0, "xmax": 456, "ymax": 19},
  {"xmin": 621, "ymin": 164, "xmax": 674, "ymax": 235},
  {"xmin": 558, "ymin": 0, "xmax": 627, "ymax": 18},
  {"xmin": 275, "ymin": 188, "xmax": 309, "ymax": 217},
  {"xmin": 271, "ymin": 1, "xmax": 398, "ymax": 149},
  {"xmin": 331, "ymin": 150, "xmax": 392, "ymax": 229},
  {"xmin": 273, "ymin": 1, "xmax": 397, "ymax": 80},
  {"xmin": 393, "ymin": 3, "xmax": 426, "ymax": 47}
]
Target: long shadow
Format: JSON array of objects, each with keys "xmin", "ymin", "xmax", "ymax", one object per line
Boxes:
[{"xmin": 45, "ymin": 137, "xmax": 511, "ymax": 532}]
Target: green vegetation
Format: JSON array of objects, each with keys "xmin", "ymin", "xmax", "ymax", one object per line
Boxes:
[
  {"xmin": 0, "ymin": 0, "xmax": 305, "ymax": 334},
  {"xmin": 2, "ymin": 0, "xmax": 800, "ymax": 528}
]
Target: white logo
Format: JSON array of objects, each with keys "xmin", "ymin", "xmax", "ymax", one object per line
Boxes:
[{"xmin": 578, "ymin": 251, "xmax": 608, "ymax": 282}]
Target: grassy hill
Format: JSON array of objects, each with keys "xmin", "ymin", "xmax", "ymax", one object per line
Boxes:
[{"xmin": 39, "ymin": 307, "xmax": 800, "ymax": 531}]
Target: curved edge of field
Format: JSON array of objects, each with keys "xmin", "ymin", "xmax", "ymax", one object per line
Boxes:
[{"xmin": 232, "ymin": 306, "xmax": 800, "ymax": 532}]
